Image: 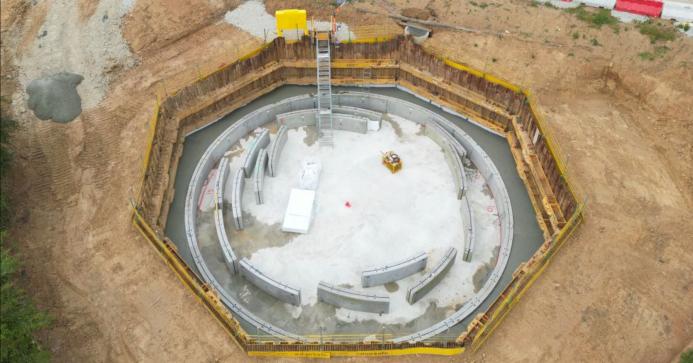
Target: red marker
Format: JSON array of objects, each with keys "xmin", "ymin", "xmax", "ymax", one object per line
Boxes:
[{"xmin": 345, "ymin": 201, "xmax": 352, "ymax": 208}]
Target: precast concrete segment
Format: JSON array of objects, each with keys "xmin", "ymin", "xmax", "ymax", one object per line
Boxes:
[
  {"xmin": 331, "ymin": 113, "xmax": 369, "ymax": 134},
  {"xmin": 422, "ymin": 122, "xmax": 467, "ymax": 199},
  {"xmin": 231, "ymin": 168, "xmax": 245, "ymax": 230},
  {"xmin": 185, "ymin": 91, "xmax": 512, "ymax": 342},
  {"xmin": 361, "ymin": 252, "xmax": 428, "ymax": 288},
  {"xmin": 214, "ymin": 157, "xmax": 238, "ymax": 274},
  {"xmin": 184, "ymin": 100, "xmax": 315, "ymax": 340},
  {"xmin": 253, "ymin": 148, "xmax": 268, "ymax": 204},
  {"xmin": 276, "ymin": 109, "xmax": 317, "ymax": 128},
  {"xmin": 277, "ymin": 109, "xmax": 372, "ymax": 134},
  {"xmin": 317, "ymin": 281, "xmax": 390, "ymax": 314},
  {"xmin": 406, "ymin": 247, "xmax": 457, "ymax": 305},
  {"xmin": 214, "ymin": 209, "xmax": 238, "ymax": 274},
  {"xmin": 332, "ymin": 90, "xmax": 514, "ymax": 343},
  {"xmin": 267, "ymin": 126, "xmax": 288, "ymax": 177},
  {"xmin": 461, "ymin": 197, "xmax": 475, "ymax": 262},
  {"xmin": 239, "ymin": 258, "xmax": 302, "ymax": 306},
  {"xmin": 241, "ymin": 128, "xmax": 270, "ymax": 178},
  {"xmin": 332, "ymin": 105, "xmax": 383, "ymax": 122}
]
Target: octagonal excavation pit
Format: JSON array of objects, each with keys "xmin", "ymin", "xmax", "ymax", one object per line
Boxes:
[{"xmin": 165, "ymin": 86, "xmax": 543, "ymax": 342}]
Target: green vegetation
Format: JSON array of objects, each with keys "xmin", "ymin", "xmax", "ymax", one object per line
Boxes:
[
  {"xmin": 638, "ymin": 46, "xmax": 670, "ymax": 61},
  {"xmin": 0, "ymin": 105, "xmax": 51, "ymax": 363},
  {"xmin": 677, "ymin": 23, "xmax": 691, "ymax": 32},
  {"xmin": 680, "ymin": 348, "xmax": 693, "ymax": 363},
  {"xmin": 572, "ymin": 31, "xmax": 580, "ymax": 40},
  {"xmin": 637, "ymin": 20, "xmax": 677, "ymax": 43},
  {"xmin": 566, "ymin": 5, "xmax": 619, "ymax": 30},
  {"xmin": 590, "ymin": 38, "xmax": 601, "ymax": 46}
]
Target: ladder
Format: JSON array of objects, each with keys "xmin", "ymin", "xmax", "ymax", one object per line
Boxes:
[{"xmin": 316, "ymin": 32, "xmax": 333, "ymax": 147}]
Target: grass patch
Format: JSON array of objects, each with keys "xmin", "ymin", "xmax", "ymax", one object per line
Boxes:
[
  {"xmin": 637, "ymin": 20, "xmax": 677, "ymax": 43},
  {"xmin": 591, "ymin": 38, "xmax": 601, "ymax": 46},
  {"xmin": 677, "ymin": 23, "xmax": 691, "ymax": 32},
  {"xmin": 638, "ymin": 46, "xmax": 670, "ymax": 61},
  {"xmin": 566, "ymin": 5, "xmax": 618, "ymax": 29}
]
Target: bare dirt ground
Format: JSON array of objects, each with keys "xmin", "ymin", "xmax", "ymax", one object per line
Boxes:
[{"xmin": 1, "ymin": 0, "xmax": 691, "ymax": 362}]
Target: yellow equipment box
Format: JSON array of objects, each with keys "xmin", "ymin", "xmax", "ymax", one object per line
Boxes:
[
  {"xmin": 382, "ymin": 151, "xmax": 402, "ymax": 174},
  {"xmin": 275, "ymin": 9, "xmax": 308, "ymax": 37}
]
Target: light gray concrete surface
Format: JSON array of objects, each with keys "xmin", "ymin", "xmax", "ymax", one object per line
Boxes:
[
  {"xmin": 317, "ymin": 281, "xmax": 389, "ymax": 314},
  {"xmin": 663, "ymin": 1, "xmax": 693, "ymax": 21},
  {"xmin": 239, "ymin": 258, "xmax": 302, "ymax": 306},
  {"xmin": 26, "ymin": 72, "xmax": 83, "ymax": 123},
  {"xmin": 180, "ymin": 89, "xmax": 518, "ymax": 342},
  {"xmin": 253, "ymin": 148, "xmax": 268, "ymax": 204},
  {"xmin": 267, "ymin": 126, "xmax": 288, "ymax": 177},
  {"xmin": 406, "ymin": 247, "xmax": 457, "ymax": 305},
  {"xmin": 231, "ymin": 168, "xmax": 245, "ymax": 230},
  {"xmin": 241, "ymin": 128, "xmax": 270, "ymax": 177},
  {"xmin": 361, "ymin": 252, "xmax": 428, "ymax": 288}
]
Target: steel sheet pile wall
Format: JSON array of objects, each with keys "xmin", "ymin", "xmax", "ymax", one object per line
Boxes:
[{"xmin": 134, "ymin": 34, "xmax": 583, "ymax": 357}]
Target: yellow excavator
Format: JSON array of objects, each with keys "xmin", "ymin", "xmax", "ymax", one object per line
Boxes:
[{"xmin": 382, "ymin": 151, "xmax": 402, "ymax": 173}]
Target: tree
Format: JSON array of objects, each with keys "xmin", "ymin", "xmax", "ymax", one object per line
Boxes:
[
  {"xmin": 0, "ymin": 107, "xmax": 51, "ymax": 362},
  {"xmin": 0, "ymin": 233, "xmax": 50, "ymax": 363},
  {"xmin": 681, "ymin": 349, "xmax": 693, "ymax": 363}
]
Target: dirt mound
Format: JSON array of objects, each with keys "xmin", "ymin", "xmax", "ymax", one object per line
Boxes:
[{"xmin": 401, "ymin": 7, "xmax": 434, "ymax": 21}]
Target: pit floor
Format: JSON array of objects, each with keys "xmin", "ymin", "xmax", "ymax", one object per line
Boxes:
[{"xmin": 165, "ymin": 85, "xmax": 544, "ymax": 340}]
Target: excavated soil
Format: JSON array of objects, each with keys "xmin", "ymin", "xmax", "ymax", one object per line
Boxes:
[{"xmin": 1, "ymin": 0, "xmax": 691, "ymax": 361}]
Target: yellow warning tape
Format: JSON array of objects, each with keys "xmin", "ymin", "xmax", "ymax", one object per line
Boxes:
[
  {"xmin": 137, "ymin": 99, "xmax": 160, "ymax": 205},
  {"xmin": 469, "ymin": 204, "xmax": 584, "ymax": 351},
  {"xmin": 248, "ymin": 346, "xmax": 464, "ymax": 358}
]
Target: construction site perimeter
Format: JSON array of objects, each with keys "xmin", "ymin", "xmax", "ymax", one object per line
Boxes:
[{"xmin": 1, "ymin": 0, "xmax": 691, "ymax": 362}]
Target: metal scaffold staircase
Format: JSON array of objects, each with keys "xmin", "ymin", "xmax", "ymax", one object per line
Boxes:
[{"xmin": 316, "ymin": 32, "xmax": 333, "ymax": 147}]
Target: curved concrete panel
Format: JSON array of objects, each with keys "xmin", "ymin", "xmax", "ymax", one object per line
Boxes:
[
  {"xmin": 460, "ymin": 197, "xmax": 475, "ymax": 262},
  {"xmin": 423, "ymin": 122, "xmax": 468, "ymax": 199},
  {"xmin": 231, "ymin": 168, "xmax": 245, "ymax": 230},
  {"xmin": 241, "ymin": 128, "xmax": 270, "ymax": 178},
  {"xmin": 332, "ymin": 105, "xmax": 382, "ymax": 121},
  {"xmin": 277, "ymin": 108, "xmax": 371, "ymax": 134},
  {"xmin": 361, "ymin": 252, "xmax": 428, "ymax": 288},
  {"xmin": 276, "ymin": 110, "xmax": 317, "ymax": 128},
  {"xmin": 317, "ymin": 281, "xmax": 389, "ymax": 314},
  {"xmin": 406, "ymin": 247, "xmax": 457, "ymax": 305},
  {"xmin": 239, "ymin": 258, "xmax": 301, "ymax": 306},
  {"xmin": 213, "ymin": 156, "xmax": 238, "ymax": 273},
  {"xmin": 331, "ymin": 113, "xmax": 369, "ymax": 134},
  {"xmin": 184, "ymin": 98, "xmax": 315, "ymax": 341},
  {"xmin": 185, "ymin": 91, "xmax": 513, "ymax": 342},
  {"xmin": 253, "ymin": 148, "xmax": 268, "ymax": 204},
  {"xmin": 267, "ymin": 126, "xmax": 288, "ymax": 177}
]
